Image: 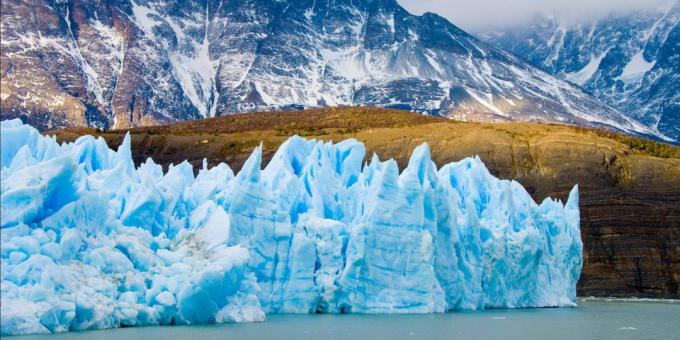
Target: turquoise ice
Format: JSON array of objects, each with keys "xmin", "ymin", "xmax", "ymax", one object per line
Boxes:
[{"xmin": 0, "ymin": 119, "xmax": 582, "ymax": 335}]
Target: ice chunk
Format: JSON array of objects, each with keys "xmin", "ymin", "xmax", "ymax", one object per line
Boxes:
[
  {"xmin": 0, "ymin": 121, "xmax": 582, "ymax": 335},
  {"xmin": 190, "ymin": 201, "xmax": 232, "ymax": 253},
  {"xmin": 1, "ymin": 157, "xmax": 79, "ymax": 228},
  {"xmin": 299, "ymin": 215, "xmax": 348, "ymax": 312}
]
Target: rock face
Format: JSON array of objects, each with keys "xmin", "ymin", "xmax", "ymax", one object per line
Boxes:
[
  {"xmin": 50, "ymin": 108, "xmax": 680, "ymax": 298},
  {"xmin": 0, "ymin": 0, "xmax": 662, "ymax": 141},
  {"xmin": 481, "ymin": 5, "xmax": 679, "ymax": 142}
]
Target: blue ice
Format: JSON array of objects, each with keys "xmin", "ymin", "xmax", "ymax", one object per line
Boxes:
[{"xmin": 0, "ymin": 119, "xmax": 582, "ymax": 335}]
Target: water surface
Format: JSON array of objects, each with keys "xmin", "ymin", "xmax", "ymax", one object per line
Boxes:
[{"xmin": 14, "ymin": 300, "xmax": 680, "ymax": 340}]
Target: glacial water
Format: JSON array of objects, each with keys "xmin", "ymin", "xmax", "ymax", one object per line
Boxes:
[{"xmin": 11, "ymin": 300, "xmax": 679, "ymax": 340}]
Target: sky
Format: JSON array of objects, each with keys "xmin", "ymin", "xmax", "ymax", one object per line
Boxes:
[{"xmin": 397, "ymin": 0, "xmax": 675, "ymax": 32}]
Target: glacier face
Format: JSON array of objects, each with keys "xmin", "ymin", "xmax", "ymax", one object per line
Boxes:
[{"xmin": 0, "ymin": 119, "xmax": 583, "ymax": 335}]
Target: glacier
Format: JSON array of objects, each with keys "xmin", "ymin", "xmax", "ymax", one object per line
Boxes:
[{"xmin": 0, "ymin": 119, "xmax": 582, "ymax": 336}]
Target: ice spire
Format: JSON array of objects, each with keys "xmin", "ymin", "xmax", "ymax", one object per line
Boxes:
[
  {"xmin": 237, "ymin": 143, "xmax": 263, "ymax": 184},
  {"xmin": 114, "ymin": 132, "xmax": 135, "ymax": 175},
  {"xmin": 566, "ymin": 185, "xmax": 579, "ymax": 211}
]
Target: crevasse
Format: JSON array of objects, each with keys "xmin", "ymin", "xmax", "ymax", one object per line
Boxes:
[{"xmin": 0, "ymin": 119, "xmax": 582, "ymax": 335}]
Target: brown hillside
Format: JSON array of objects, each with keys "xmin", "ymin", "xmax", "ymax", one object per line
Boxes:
[{"xmin": 49, "ymin": 107, "xmax": 680, "ymax": 298}]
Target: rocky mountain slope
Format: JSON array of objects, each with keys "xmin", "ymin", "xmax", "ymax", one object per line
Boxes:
[
  {"xmin": 51, "ymin": 107, "xmax": 680, "ymax": 298},
  {"xmin": 482, "ymin": 5, "xmax": 679, "ymax": 142},
  {"xmin": 0, "ymin": 0, "xmax": 662, "ymax": 141}
]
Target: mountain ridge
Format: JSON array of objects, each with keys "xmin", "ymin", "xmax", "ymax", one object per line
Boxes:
[
  {"xmin": 0, "ymin": 0, "xmax": 667, "ymax": 142},
  {"xmin": 481, "ymin": 5, "xmax": 679, "ymax": 142}
]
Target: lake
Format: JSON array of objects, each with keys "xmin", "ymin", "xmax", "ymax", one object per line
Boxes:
[{"xmin": 12, "ymin": 299, "xmax": 680, "ymax": 340}]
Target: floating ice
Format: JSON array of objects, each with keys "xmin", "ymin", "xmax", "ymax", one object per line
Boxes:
[{"xmin": 0, "ymin": 119, "xmax": 582, "ymax": 335}]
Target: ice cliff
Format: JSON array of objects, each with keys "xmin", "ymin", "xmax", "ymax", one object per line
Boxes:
[{"xmin": 0, "ymin": 119, "xmax": 582, "ymax": 335}]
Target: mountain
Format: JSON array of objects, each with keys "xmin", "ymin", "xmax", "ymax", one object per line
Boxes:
[
  {"xmin": 481, "ymin": 5, "xmax": 679, "ymax": 142},
  {"xmin": 0, "ymin": 0, "xmax": 662, "ymax": 140}
]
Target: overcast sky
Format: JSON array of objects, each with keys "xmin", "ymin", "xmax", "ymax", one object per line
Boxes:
[{"xmin": 397, "ymin": 0, "xmax": 675, "ymax": 31}]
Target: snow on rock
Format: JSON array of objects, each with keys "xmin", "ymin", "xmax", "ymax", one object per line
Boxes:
[
  {"xmin": 616, "ymin": 50, "xmax": 656, "ymax": 85},
  {"xmin": 482, "ymin": 6, "xmax": 680, "ymax": 142},
  {"xmin": 2, "ymin": 0, "xmax": 663, "ymax": 142},
  {"xmin": 0, "ymin": 120, "xmax": 583, "ymax": 335},
  {"xmin": 565, "ymin": 51, "xmax": 608, "ymax": 86}
]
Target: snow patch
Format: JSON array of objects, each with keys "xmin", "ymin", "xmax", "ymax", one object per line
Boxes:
[
  {"xmin": 386, "ymin": 13, "xmax": 395, "ymax": 34},
  {"xmin": 130, "ymin": 1, "xmax": 162, "ymax": 37},
  {"xmin": 465, "ymin": 89, "xmax": 508, "ymax": 118},
  {"xmin": 616, "ymin": 50, "xmax": 656, "ymax": 85},
  {"xmin": 169, "ymin": 37, "xmax": 216, "ymax": 118},
  {"xmin": 565, "ymin": 51, "xmax": 608, "ymax": 86}
]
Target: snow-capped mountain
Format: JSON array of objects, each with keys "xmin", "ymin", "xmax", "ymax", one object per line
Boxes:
[
  {"xmin": 482, "ymin": 5, "xmax": 679, "ymax": 142},
  {"xmin": 0, "ymin": 0, "xmax": 663, "ymax": 140}
]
